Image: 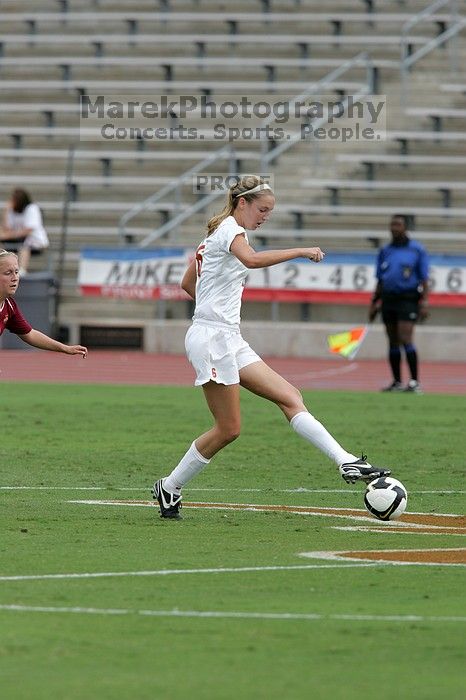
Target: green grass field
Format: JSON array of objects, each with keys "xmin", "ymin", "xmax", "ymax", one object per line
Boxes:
[{"xmin": 1, "ymin": 383, "xmax": 465, "ymax": 700}]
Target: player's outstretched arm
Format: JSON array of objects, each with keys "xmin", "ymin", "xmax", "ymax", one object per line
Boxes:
[
  {"xmin": 18, "ymin": 329, "xmax": 88, "ymax": 357},
  {"xmin": 230, "ymin": 235, "xmax": 324, "ymax": 268}
]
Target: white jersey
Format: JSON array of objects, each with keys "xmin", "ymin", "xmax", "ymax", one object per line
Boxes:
[
  {"xmin": 193, "ymin": 215, "xmax": 248, "ymax": 326},
  {"xmin": 7, "ymin": 203, "xmax": 49, "ymax": 249}
]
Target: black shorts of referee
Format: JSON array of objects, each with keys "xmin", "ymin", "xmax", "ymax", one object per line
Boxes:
[{"xmin": 381, "ymin": 291, "xmax": 421, "ymax": 324}]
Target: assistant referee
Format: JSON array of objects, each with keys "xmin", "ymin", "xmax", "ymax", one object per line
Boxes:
[{"xmin": 369, "ymin": 214, "xmax": 430, "ymax": 393}]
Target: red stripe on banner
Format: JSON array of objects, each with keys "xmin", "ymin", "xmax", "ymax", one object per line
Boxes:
[
  {"xmin": 428, "ymin": 293, "xmax": 466, "ymax": 308},
  {"xmin": 80, "ymin": 285, "xmax": 191, "ymax": 301},
  {"xmin": 80, "ymin": 286, "xmax": 466, "ymax": 307},
  {"xmin": 242, "ymin": 290, "xmax": 372, "ymax": 304},
  {"xmin": 243, "ymin": 289, "xmax": 466, "ymax": 307},
  {"xmin": 80, "ymin": 285, "xmax": 160, "ymax": 299}
]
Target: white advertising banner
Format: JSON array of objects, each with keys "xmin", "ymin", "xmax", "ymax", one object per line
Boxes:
[{"xmin": 79, "ymin": 249, "xmax": 466, "ymax": 306}]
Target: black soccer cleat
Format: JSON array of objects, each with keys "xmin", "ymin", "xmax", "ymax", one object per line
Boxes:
[
  {"xmin": 152, "ymin": 478, "xmax": 182, "ymax": 519},
  {"xmin": 339, "ymin": 455, "xmax": 391, "ymax": 485},
  {"xmin": 381, "ymin": 381, "xmax": 403, "ymax": 393}
]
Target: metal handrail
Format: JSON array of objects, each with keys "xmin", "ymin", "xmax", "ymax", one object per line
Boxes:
[
  {"xmin": 260, "ymin": 52, "xmax": 376, "ymax": 171},
  {"xmin": 138, "ymin": 190, "xmax": 222, "ymax": 248},
  {"xmin": 400, "ymin": 0, "xmax": 464, "ymax": 101},
  {"xmin": 402, "ymin": 0, "xmax": 454, "ymax": 34},
  {"xmin": 411, "ymin": 19, "xmax": 464, "ymax": 66},
  {"xmin": 119, "ymin": 55, "xmax": 375, "ymax": 246},
  {"xmin": 117, "ymin": 145, "xmax": 237, "ymax": 245}
]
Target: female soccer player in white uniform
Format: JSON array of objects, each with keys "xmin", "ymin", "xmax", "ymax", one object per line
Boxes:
[{"xmin": 153, "ymin": 176, "xmax": 390, "ymax": 518}]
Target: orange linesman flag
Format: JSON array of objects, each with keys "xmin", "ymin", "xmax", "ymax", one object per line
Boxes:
[{"xmin": 327, "ymin": 326, "xmax": 369, "ymax": 360}]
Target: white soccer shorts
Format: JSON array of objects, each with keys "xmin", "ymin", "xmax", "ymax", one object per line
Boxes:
[{"xmin": 185, "ymin": 321, "xmax": 261, "ymax": 386}]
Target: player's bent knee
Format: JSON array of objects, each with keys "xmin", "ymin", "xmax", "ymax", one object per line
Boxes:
[
  {"xmin": 215, "ymin": 424, "xmax": 241, "ymax": 445},
  {"xmin": 281, "ymin": 386, "xmax": 305, "ymax": 411},
  {"xmin": 223, "ymin": 427, "xmax": 241, "ymax": 444}
]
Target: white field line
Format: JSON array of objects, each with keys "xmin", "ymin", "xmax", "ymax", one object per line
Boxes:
[
  {"xmin": 0, "ymin": 562, "xmax": 379, "ymax": 583},
  {"xmin": 0, "ymin": 604, "xmax": 465, "ymax": 624},
  {"xmin": 282, "ymin": 489, "xmax": 466, "ymax": 495},
  {"xmin": 68, "ymin": 499, "xmax": 380, "ymax": 523},
  {"xmin": 337, "ymin": 521, "xmax": 464, "ymax": 531},
  {"xmin": 2, "ymin": 548, "xmax": 464, "ymax": 583},
  {"xmin": 1, "ymin": 486, "xmax": 464, "ymax": 495},
  {"xmin": 332, "ymin": 526, "xmax": 466, "ymax": 536}
]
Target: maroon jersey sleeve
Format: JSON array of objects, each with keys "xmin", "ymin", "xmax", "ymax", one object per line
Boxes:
[{"xmin": 1, "ymin": 298, "xmax": 32, "ymax": 336}]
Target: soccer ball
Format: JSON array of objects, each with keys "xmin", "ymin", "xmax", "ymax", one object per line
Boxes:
[{"xmin": 364, "ymin": 477, "xmax": 408, "ymax": 521}]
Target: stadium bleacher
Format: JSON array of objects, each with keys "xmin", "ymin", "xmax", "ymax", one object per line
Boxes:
[{"xmin": 0, "ymin": 0, "xmax": 465, "ymax": 331}]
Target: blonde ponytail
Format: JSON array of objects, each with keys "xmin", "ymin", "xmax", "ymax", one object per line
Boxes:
[{"xmin": 206, "ymin": 197, "xmax": 235, "ymax": 236}]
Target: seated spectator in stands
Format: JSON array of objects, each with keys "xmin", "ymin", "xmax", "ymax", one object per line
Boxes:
[{"xmin": 1, "ymin": 188, "xmax": 49, "ymax": 275}]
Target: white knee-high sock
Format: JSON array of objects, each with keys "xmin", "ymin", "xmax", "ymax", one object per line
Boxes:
[
  {"xmin": 163, "ymin": 441, "xmax": 211, "ymax": 492},
  {"xmin": 290, "ymin": 411, "xmax": 356, "ymax": 466}
]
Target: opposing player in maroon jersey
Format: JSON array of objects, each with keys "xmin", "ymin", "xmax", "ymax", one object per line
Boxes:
[{"xmin": 0, "ymin": 249, "xmax": 87, "ymax": 357}]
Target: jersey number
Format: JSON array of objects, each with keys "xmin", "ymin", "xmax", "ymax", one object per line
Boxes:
[{"xmin": 196, "ymin": 244, "xmax": 206, "ymax": 277}]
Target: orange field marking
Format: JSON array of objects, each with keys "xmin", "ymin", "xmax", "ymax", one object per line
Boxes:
[
  {"xmin": 300, "ymin": 548, "xmax": 466, "ymax": 565},
  {"xmin": 340, "ymin": 548, "xmax": 466, "ymax": 564},
  {"xmin": 70, "ymin": 499, "xmax": 465, "ymax": 536}
]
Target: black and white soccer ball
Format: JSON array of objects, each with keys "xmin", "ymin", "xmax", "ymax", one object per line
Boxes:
[{"xmin": 364, "ymin": 477, "xmax": 408, "ymax": 521}]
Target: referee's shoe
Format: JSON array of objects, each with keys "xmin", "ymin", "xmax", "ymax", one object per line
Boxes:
[
  {"xmin": 152, "ymin": 479, "xmax": 182, "ymax": 519},
  {"xmin": 339, "ymin": 456, "xmax": 391, "ymax": 484}
]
